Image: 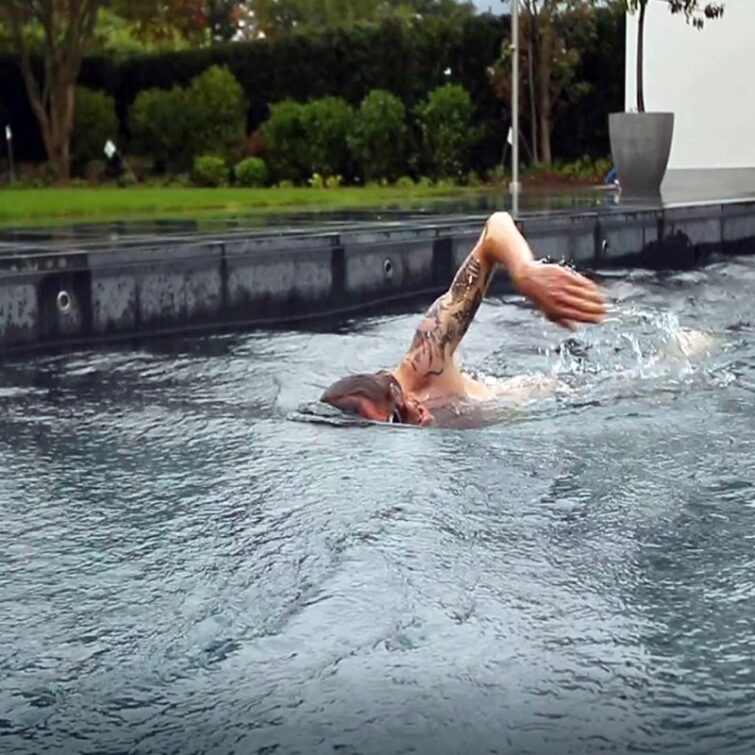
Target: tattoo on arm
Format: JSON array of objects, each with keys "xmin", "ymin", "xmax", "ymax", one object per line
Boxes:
[{"xmin": 405, "ymin": 247, "xmax": 494, "ymax": 379}]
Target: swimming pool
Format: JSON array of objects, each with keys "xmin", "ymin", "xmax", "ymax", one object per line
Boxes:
[{"xmin": 1, "ymin": 254, "xmax": 754, "ymax": 754}]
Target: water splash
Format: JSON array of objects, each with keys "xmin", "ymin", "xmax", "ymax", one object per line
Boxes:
[{"xmin": 543, "ymin": 306, "xmax": 712, "ymax": 381}]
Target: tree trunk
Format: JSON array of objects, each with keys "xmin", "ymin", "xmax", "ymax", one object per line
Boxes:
[
  {"xmin": 18, "ymin": 57, "xmax": 76, "ymax": 180},
  {"xmin": 527, "ymin": 9, "xmax": 539, "ymax": 164},
  {"xmin": 637, "ymin": 0, "xmax": 647, "ymax": 112},
  {"xmin": 8, "ymin": 1, "xmax": 97, "ymax": 182},
  {"xmin": 537, "ymin": 7, "xmax": 553, "ymax": 167}
]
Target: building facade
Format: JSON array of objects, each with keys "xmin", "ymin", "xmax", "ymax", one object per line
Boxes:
[{"xmin": 624, "ymin": 0, "xmax": 754, "ymax": 186}]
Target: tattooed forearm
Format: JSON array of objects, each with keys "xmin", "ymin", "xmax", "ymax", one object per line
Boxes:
[{"xmin": 405, "ymin": 249, "xmax": 494, "ymax": 378}]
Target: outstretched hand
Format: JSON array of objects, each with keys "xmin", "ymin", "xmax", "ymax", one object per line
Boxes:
[{"xmin": 514, "ymin": 261, "xmax": 606, "ymax": 330}]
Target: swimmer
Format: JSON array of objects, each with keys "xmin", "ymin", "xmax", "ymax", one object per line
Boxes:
[{"xmin": 320, "ymin": 211, "xmax": 607, "ymax": 426}]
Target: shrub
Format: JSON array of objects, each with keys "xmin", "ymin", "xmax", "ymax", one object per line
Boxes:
[
  {"xmin": 348, "ymin": 90, "xmax": 407, "ymax": 182},
  {"xmin": 395, "ymin": 175, "xmax": 415, "ymax": 188},
  {"xmin": 130, "ymin": 86, "xmax": 193, "ymax": 172},
  {"xmin": 415, "ymin": 84, "xmax": 479, "ymax": 180},
  {"xmin": 84, "ymin": 159, "xmax": 108, "ymax": 185},
  {"xmin": 259, "ymin": 100, "xmax": 309, "ymax": 184},
  {"xmin": 192, "ymin": 154, "xmax": 228, "ymax": 187},
  {"xmin": 301, "ymin": 96, "xmax": 355, "ymax": 178},
  {"xmin": 235, "ymin": 156, "xmax": 268, "ymax": 187},
  {"xmin": 71, "ymin": 87, "xmax": 118, "ymax": 169},
  {"xmin": 117, "ymin": 170, "xmax": 137, "ymax": 188},
  {"xmin": 186, "ymin": 65, "xmax": 247, "ymax": 164}
]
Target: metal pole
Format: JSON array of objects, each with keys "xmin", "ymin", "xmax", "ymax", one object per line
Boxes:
[
  {"xmin": 5, "ymin": 125, "xmax": 15, "ymax": 184},
  {"xmin": 510, "ymin": 0, "xmax": 520, "ymax": 215}
]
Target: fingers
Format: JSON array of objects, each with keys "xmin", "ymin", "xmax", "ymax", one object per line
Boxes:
[
  {"xmin": 564, "ymin": 280, "xmax": 605, "ymax": 306},
  {"xmin": 554, "ymin": 305, "xmax": 604, "ymax": 324},
  {"xmin": 547, "ymin": 275, "xmax": 606, "ymax": 317},
  {"xmin": 546, "ymin": 313, "xmax": 577, "ymax": 330},
  {"xmin": 555, "ymin": 318, "xmax": 577, "ymax": 331}
]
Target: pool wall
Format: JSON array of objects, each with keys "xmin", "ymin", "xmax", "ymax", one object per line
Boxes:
[{"xmin": 1, "ymin": 200, "xmax": 754, "ymax": 354}]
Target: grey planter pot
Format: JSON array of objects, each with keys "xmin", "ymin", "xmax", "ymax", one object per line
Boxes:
[{"xmin": 609, "ymin": 112, "xmax": 674, "ymax": 197}]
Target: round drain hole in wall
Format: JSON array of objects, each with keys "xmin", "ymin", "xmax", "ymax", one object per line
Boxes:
[
  {"xmin": 57, "ymin": 290, "xmax": 72, "ymax": 314},
  {"xmin": 383, "ymin": 258, "xmax": 394, "ymax": 279}
]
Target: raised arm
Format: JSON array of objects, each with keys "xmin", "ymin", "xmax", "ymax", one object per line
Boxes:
[{"xmin": 398, "ymin": 212, "xmax": 605, "ymax": 382}]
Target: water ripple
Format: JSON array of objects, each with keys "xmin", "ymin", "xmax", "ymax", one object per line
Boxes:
[{"xmin": 1, "ymin": 256, "xmax": 755, "ymax": 754}]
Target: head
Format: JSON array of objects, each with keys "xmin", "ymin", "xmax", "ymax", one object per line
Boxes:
[{"xmin": 320, "ymin": 371, "xmax": 431, "ymax": 426}]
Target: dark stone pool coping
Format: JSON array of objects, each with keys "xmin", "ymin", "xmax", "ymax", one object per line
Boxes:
[{"xmin": 1, "ymin": 198, "xmax": 754, "ymax": 356}]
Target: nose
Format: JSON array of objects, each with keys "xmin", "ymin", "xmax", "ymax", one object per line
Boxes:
[{"xmin": 418, "ymin": 405, "xmax": 433, "ymax": 426}]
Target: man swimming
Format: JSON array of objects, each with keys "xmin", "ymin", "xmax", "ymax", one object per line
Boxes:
[{"xmin": 320, "ymin": 211, "xmax": 607, "ymax": 426}]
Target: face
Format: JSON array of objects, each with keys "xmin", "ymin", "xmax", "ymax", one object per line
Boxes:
[{"xmin": 381, "ymin": 378, "xmax": 432, "ymax": 426}]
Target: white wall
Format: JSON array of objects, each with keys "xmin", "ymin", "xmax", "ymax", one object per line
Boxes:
[{"xmin": 625, "ymin": 0, "xmax": 755, "ymax": 170}]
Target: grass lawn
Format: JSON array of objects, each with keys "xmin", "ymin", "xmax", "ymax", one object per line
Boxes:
[{"xmin": 0, "ymin": 185, "xmax": 499, "ymax": 227}]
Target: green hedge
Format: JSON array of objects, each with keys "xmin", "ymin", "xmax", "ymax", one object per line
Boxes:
[{"xmin": 0, "ymin": 10, "xmax": 624, "ymax": 173}]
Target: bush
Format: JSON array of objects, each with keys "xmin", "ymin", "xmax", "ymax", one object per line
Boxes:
[
  {"xmin": 234, "ymin": 156, "xmax": 268, "ymax": 187},
  {"xmin": 348, "ymin": 90, "xmax": 407, "ymax": 182},
  {"xmin": 117, "ymin": 170, "xmax": 138, "ymax": 188},
  {"xmin": 84, "ymin": 159, "xmax": 108, "ymax": 185},
  {"xmin": 415, "ymin": 84, "xmax": 479, "ymax": 180},
  {"xmin": 186, "ymin": 65, "xmax": 247, "ymax": 164},
  {"xmin": 259, "ymin": 100, "xmax": 309, "ymax": 184},
  {"xmin": 128, "ymin": 66, "xmax": 245, "ymax": 172},
  {"xmin": 129, "ymin": 86, "xmax": 193, "ymax": 172},
  {"xmin": 192, "ymin": 154, "xmax": 228, "ymax": 187},
  {"xmin": 71, "ymin": 87, "xmax": 118, "ymax": 169},
  {"xmin": 260, "ymin": 96, "xmax": 354, "ymax": 184},
  {"xmin": 301, "ymin": 96, "xmax": 354, "ymax": 178}
]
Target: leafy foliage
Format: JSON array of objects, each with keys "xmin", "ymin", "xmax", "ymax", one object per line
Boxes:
[
  {"xmin": 301, "ymin": 96, "xmax": 355, "ymax": 178},
  {"xmin": 347, "ymin": 89, "xmax": 407, "ymax": 182},
  {"xmin": 623, "ymin": 0, "xmax": 724, "ymax": 29},
  {"xmin": 71, "ymin": 86, "xmax": 118, "ymax": 168},
  {"xmin": 415, "ymin": 84, "xmax": 478, "ymax": 180},
  {"xmin": 247, "ymin": 0, "xmax": 475, "ymax": 38},
  {"xmin": 234, "ymin": 156, "xmax": 268, "ymax": 186},
  {"xmin": 129, "ymin": 65, "xmax": 245, "ymax": 170},
  {"xmin": 130, "ymin": 86, "xmax": 194, "ymax": 171},
  {"xmin": 258, "ymin": 100, "xmax": 309, "ymax": 183},
  {"xmin": 186, "ymin": 65, "xmax": 247, "ymax": 162},
  {"xmin": 0, "ymin": 0, "xmax": 102, "ymax": 178},
  {"xmin": 623, "ymin": 1, "xmax": 725, "ymax": 112},
  {"xmin": 192, "ymin": 153, "xmax": 228, "ymax": 186},
  {"xmin": 1, "ymin": 8, "xmax": 626, "ymax": 174},
  {"xmin": 489, "ymin": 0, "xmax": 606, "ymax": 166},
  {"xmin": 259, "ymin": 96, "xmax": 354, "ymax": 182}
]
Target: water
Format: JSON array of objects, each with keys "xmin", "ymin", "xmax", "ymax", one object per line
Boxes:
[{"xmin": 1, "ymin": 255, "xmax": 755, "ymax": 754}]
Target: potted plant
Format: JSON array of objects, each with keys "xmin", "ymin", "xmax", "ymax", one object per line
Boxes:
[{"xmin": 609, "ymin": 0, "xmax": 725, "ymax": 196}]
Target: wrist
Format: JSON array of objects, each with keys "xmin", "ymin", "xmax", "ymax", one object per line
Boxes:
[{"xmin": 510, "ymin": 259, "xmax": 536, "ymax": 292}]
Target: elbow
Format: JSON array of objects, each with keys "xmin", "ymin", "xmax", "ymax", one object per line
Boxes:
[
  {"xmin": 480, "ymin": 211, "xmax": 514, "ymax": 256},
  {"xmin": 486, "ymin": 211, "xmax": 514, "ymax": 233}
]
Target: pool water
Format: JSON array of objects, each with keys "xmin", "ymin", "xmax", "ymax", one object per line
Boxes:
[{"xmin": 1, "ymin": 255, "xmax": 755, "ymax": 754}]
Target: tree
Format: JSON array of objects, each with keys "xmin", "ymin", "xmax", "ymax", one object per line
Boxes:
[
  {"xmin": 112, "ymin": 0, "xmax": 210, "ymax": 43},
  {"xmin": 0, "ymin": 0, "xmax": 102, "ymax": 179},
  {"xmin": 624, "ymin": 0, "xmax": 724, "ymax": 113},
  {"xmin": 247, "ymin": 0, "xmax": 473, "ymax": 38},
  {"xmin": 0, "ymin": 1, "xmax": 238, "ymax": 180},
  {"xmin": 490, "ymin": 1, "xmax": 600, "ymax": 166}
]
